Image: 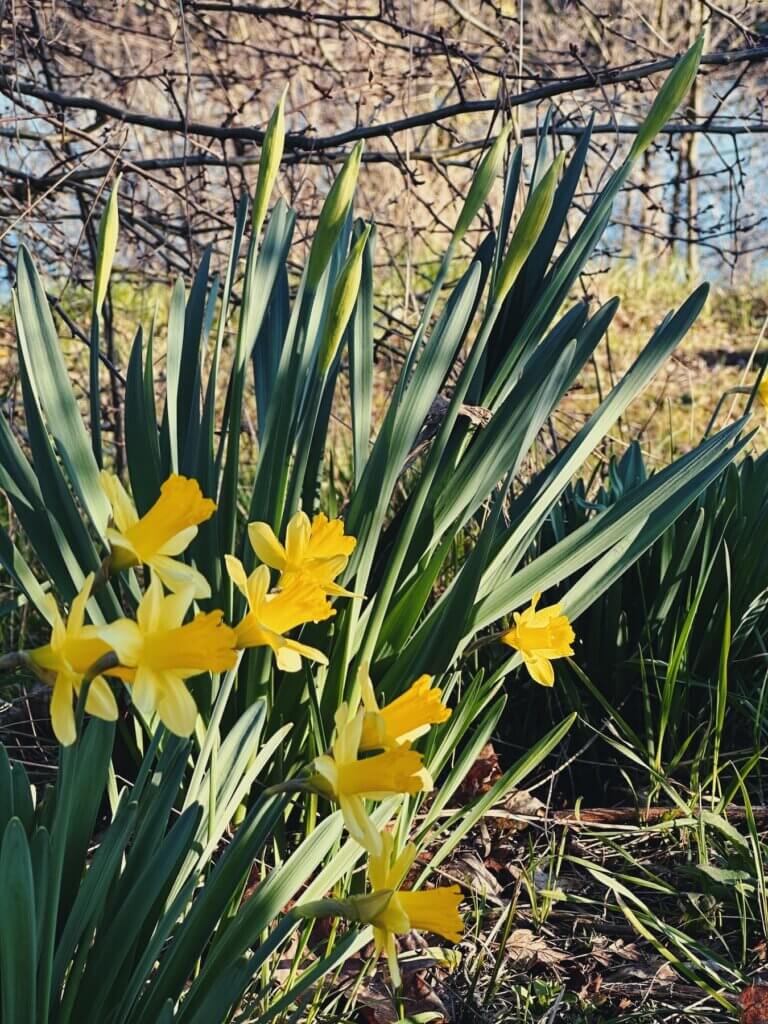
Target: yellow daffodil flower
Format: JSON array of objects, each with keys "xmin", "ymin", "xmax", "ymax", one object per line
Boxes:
[
  {"xmin": 248, "ymin": 510, "xmax": 358, "ymax": 597},
  {"xmin": 359, "ymin": 668, "xmax": 451, "ymax": 750},
  {"xmin": 225, "ymin": 556, "xmax": 332, "ymax": 671},
  {"xmin": 758, "ymin": 379, "xmax": 768, "ymax": 411},
  {"xmin": 101, "ymin": 577, "xmax": 236, "ymax": 736},
  {"xmin": 101, "ymin": 472, "xmax": 215, "ymax": 598},
  {"xmin": 28, "ymin": 573, "xmax": 118, "ymax": 746},
  {"xmin": 309, "ymin": 702, "xmax": 432, "ymax": 854},
  {"xmin": 363, "ymin": 830, "xmax": 463, "ymax": 986},
  {"xmin": 500, "ymin": 592, "xmax": 575, "ymax": 686}
]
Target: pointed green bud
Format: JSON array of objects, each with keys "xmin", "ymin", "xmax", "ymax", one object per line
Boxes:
[
  {"xmin": 93, "ymin": 173, "xmax": 121, "ymax": 315},
  {"xmin": 317, "ymin": 223, "xmax": 372, "ymax": 375},
  {"xmin": 451, "ymin": 119, "xmax": 513, "ymax": 247},
  {"xmin": 307, "ymin": 141, "xmax": 364, "ymax": 289},
  {"xmin": 494, "ymin": 151, "xmax": 564, "ymax": 305},
  {"xmin": 252, "ymin": 88, "xmax": 287, "ymax": 238},
  {"xmin": 631, "ymin": 34, "xmax": 704, "ymax": 159}
]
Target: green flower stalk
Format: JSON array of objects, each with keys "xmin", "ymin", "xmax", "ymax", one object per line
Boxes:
[
  {"xmin": 306, "ymin": 141, "xmax": 364, "ymax": 289},
  {"xmin": 317, "ymin": 223, "xmax": 372, "ymax": 374},
  {"xmin": 631, "ymin": 34, "xmax": 704, "ymax": 158},
  {"xmin": 252, "ymin": 88, "xmax": 287, "ymax": 239},
  {"xmin": 494, "ymin": 151, "xmax": 565, "ymax": 306},
  {"xmin": 451, "ymin": 119, "xmax": 513, "ymax": 247}
]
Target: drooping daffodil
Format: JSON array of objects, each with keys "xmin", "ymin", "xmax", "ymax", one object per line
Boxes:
[
  {"xmin": 248, "ymin": 509, "xmax": 359, "ymax": 597},
  {"xmin": 364, "ymin": 829, "xmax": 463, "ymax": 986},
  {"xmin": 102, "ymin": 577, "xmax": 237, "ymax": 736},
  {"xmin": 359, "ymin": 667, "xmax": 452, "ymax": 751},
  {"xmin": 28, "ymin": 573, "xmax": 118, "ymax": 746},
  {"xmin": 308, "ymin": 702, "xmax": 432, "ymax": 855},
  {"xmin": 295, "ymin": 828, "xmax": 463, "ymax": 988},
  {"xmin": 101, "ymin": 472, "xmax": 215, "ymax": 598},
  {"xmin": 500, "ymin": 592, "xmax": 575, "ymax": 686},
  {"xmin": 225, "ymin": 556, "xmax": 332, "ymax": 671}
]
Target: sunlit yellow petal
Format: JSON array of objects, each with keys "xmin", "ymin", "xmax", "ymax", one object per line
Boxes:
[
  {"xmin": 99, "ymin": 619, "xmax": 143, "ymax": 665},
  {"xmin": 68, "ymin": 573, "xmax": 95, "ymax": 634},
  {"xmin": 247, "ymin": 521, "xmax": 287, "ymax": 570},
  {"xmin": 523, "ymin": 653, "xmax": 555, "ymax": 687},
  {"xmin": 83, "ymin": 676, "xmax": 118, "ymax": 721},
  {"xmin": 275, "ymin": 645, "xmax": 303, "ymax": 673},
  {"xmin": 156, "ymin": 674, "xmax": 198, "ymax": 736},
  {"xmin": 100, "ymin": 470, "xmax": 139, "ymax": 533},
  {"xmin": 225, "ymin": 554, "xmax": 250, "ymax": 597},
  {"xmin": 284, "ymin": 510, "xmax": 311, "ymax": 563},
  {"xmin": 149, "ymin": 555, "xmax": 212, "ymax": 600},
  {"xmin": 339, "ymin": 794, "xmax": 381, "ymax": 854},
  {"xmin": 51, "ymin": 674, "xmax": 76, "ymax": 746}
]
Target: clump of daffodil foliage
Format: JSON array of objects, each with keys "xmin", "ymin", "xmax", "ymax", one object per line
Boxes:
[
  {"xmin": 21, "ymin": 467, "xmax": 575, "ymax": 979},
  {"xmin": 0, "ymin": 35, "xmax": 747, "ymax": 1018}
]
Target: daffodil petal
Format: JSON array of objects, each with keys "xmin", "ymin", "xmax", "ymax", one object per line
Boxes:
[
  {"xmin": 224, "ymin": 554, "xmax": 250, "ymax": 597},
  {"xmin": 156, "ymin": 675, "xmax": 198, "ymax": 736},
  {"xmin": 248, "ymin": 522, "xmax": 287, "ymax": 570},
  {"xmin": 156, "ymin": 525, "xmax": 199, "ymax": 557},
  {"xmin": 524, "ymin": 653, "xmax": 555, "ymax": 687},
  {"xmin": 101, "ymin": 470, "xmax": 139, "ymax": 532},
  {"xmin": 68, "ymin": 572, "xmax": 95, "ymax": 634},
  {"xmin": 339, "ymin": 794, "xmax": 381, "ymax": 854},
  {"xmin": 275, "ymin": 646, "xmax": 303, "ymax": 673},
  {"xmin": 132, "ymin": 665, "xmax": 159, "ymax": 717},
  {"xmin": 150, "ymin": 555, "xmax": 211, "ymax": 599},
  {"xmin": 99, "ymin": 618, "xmax": 143, "ymax": 665},
  {"xmin": 84, "ymin": 676, "xmax": 118, "ymax": 721},
  {"xmin": 51, "ymin": 675, "xmax": 76, "ymax": 746}
]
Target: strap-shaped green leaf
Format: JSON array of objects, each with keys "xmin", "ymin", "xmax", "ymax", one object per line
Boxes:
[
  {"xmin": 14, "ymin": 246, "xmax": 110, "ymax": 536},
  {"xmin": 0, "ymin": 818, "xmax": 37, "ymax": 1024}
]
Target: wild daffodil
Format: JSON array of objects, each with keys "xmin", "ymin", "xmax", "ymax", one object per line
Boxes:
[
  {"xmin": 101, "ymin": 472, "xmax": 215, "ymax": 598},
  {"xmin": 101, "ymin": 577, "xmax": 237, "ymax": 736},
  {"xmin": 364, "ymin": 829, "xmax": 463, "ymax": 986},
  {"xmin": 308, "ymin": 702, "xmax": 432, "ymax": 854},
  {"xmin": 28, "ymin": 573, "xmax": 118, "ymax": 746},
  {"xmin": 500, "ymin": 591, "xmax": 575, "ymax": 686},
  {"xmin": 225, "ymin": 556, "xmax": 332, "ymax": 671},
  {"xmin": 248, "ymin": 510, "xmax": 358, "ymax": 596},
  {"xmin": 359, "ymin": 668, "xmax": 451, "ymax": 750},
  {"xmin": 758, "ymin": 379, "xmax": 768, "ymax": 412}
]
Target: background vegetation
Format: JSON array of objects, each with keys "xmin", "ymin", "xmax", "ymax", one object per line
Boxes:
[{"xmin": 1, "ymin": 4, "xmax": 768, "ymax": 1023}]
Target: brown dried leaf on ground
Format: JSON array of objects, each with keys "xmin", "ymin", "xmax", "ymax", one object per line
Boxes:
[
  {"xmin": 506, "ymin": 928, "xmax": 569, "ymax": 970},
  {"xmin": 456, "ymin": 742, "xmax": 502, "ymax": 802},
  {"xmin": 740, "ymin": 984, "xmax": 768, "ymax": 1024}
]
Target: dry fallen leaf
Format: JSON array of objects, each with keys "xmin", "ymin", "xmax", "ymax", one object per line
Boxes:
[
  {"xmin": 457, "ymin": 742, "xmax": 502, "ymax": 801},
  {"xmin": 506, "ymin": 928, "xmax": 568, "ymax": 968},
  {"xmin": 740, "ymin": 985, "xmax": 768, "ymax": 1023}
]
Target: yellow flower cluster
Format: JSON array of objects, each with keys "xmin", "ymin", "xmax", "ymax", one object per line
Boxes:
[
  {"xmin": 295, "ymin": 663, "xmax": 463, "ymax": 982},
  {"xmin": 26, "ymin": 473, "xmax": 357, "ymax": 745},
  {"xmin": 21, "ymin": 469, "xmax": 576, "ymax": 985}
]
